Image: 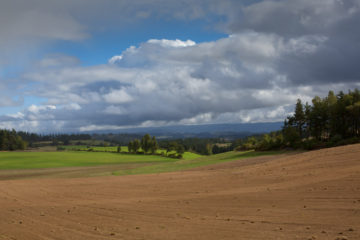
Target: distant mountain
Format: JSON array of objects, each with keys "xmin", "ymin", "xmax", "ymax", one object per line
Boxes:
[{"xmin": 89, "ymin": 122, "xmax": 283, "ymax": 139}]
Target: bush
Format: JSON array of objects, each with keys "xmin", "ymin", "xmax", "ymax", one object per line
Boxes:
[
  {"xmin": 57, "ymin": 146, "xmax": 65, "ymax": 151},
  {"xmin": 337, "ymin": 137, "xmax": 360, "ymax": 146},
  {"xmin": 302, "ymin": 139, "xmax": 325, "ymax": 150},
  {"xmin": 168, "ymin": 153, "xmax": 177, "ymax": 158}
]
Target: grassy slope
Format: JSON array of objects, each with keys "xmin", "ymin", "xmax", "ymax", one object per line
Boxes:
[
  {"xmin": 0, "ymin": 152, "xmax": 176, "ymax": 170},
  {"xmin": 0, "ymin": 150, "xmax": 284, "ymax": 177},
  {"xmin": 113, "ymin": 150, "xmax": 284, "ymax": 176}
]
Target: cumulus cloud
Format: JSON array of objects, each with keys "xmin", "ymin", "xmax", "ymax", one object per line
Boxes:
[{"xmin": 2, "ymin": 33, "xmax": 327, "ymax": 132}]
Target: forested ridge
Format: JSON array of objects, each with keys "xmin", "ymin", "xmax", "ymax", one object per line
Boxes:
[{"xmin": 237, "ymin": 89, "xmax": 360, "ymax": 151}]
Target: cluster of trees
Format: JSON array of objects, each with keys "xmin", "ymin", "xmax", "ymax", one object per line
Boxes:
[
  {"xmin": 285, "ymin": 89, "xmax": 360, "ymax": 144},
  {"xmin": 128, "ymin": 134, "xmax": 159, "ymax": 154},
  {"xmin": 0, "ymin": 129, "xmax": 27, "ymax": 151},
  {"xmin": 234, "ymin": 132, "xmax": 284, "ymax": 151},
  {"xmin": 236, "ymin": 89, "xmax": 360, "ymax": 151},
  {"xmin": 159, "ymin": 138, "xmax": 235, "ymax": 155},
  {"xmin": 17, "ymin": 132, "xmax": 91, "ymax": 146},
  {"xmin": 127, "ymin": 134, "xmax": 189, "ymax": 158},
  {"xmin": 162, "ymin": 141, "xmax": 185, "ymax": 158},
  {"xmin": 212, "ymin": 144, "xmax": 233, "ymax": 154},
  {"xmin": 159, "ymin": 138, "xmax": 222, "ymax": 155}
]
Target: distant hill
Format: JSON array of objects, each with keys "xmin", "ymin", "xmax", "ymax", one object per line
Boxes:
[{"xmin": 89, "ymin": 122, "xmax": 283, "ymax": 139}]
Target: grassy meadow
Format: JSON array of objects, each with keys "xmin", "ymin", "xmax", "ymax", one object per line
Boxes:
[
  {"xmin": 0, "ymin": 151, "xmax": 177, "ymax": 170},
  {"xmin": 112, "ymin": 150, "xmax": 284, "ymax": 176},
  {"xmin": 0, "ymin": 149, "xmax": 284, "ymax": 179}
]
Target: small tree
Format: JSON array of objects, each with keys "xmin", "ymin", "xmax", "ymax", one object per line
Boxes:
[
  {"xmin": 283, "ymin": 126, "xmax": 301, "ymax": 148},
  {"xmin": 133, "ymin": 139, "xmax": 141, "ymax": 153},
  {"xmin": 294, "ymin": 99, "xmax": 305, "ymax": 137},
  {"xmin": 141, "ymin": 134, "xmax": 152, "ymax": 153},
  {"xmin": 128, "ymin": 141, "xmax": 133, "ymax": 153},
  {"xmin": 176, "ymin": 144, "xmax": 185, "ymax": 158},
  {"xmin": 166, "ymin": 142, "xmax": 178, "ymax": 155},
  {"xmin": 117, "ymin": 145, "xmax": 121, "ymax": 153},
  {"xmin": 150, "ymin": 136, "xmax": 158, "ymax": 154}
]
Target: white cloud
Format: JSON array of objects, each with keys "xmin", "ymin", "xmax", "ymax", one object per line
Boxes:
[
  {"xmin": 147, "ymin": 39, "xmax": 196, "ymax": 48},
  {"xmin": 103, "ymin": 89, "xmax": 134, "ymax": 104},
  {"xmin": 28, "ymin": 104, "xmax": 56, "ymax": 114},
  {"xmin": 108, "ymin": 55, "xmax": 123, "ymax": 64},
  {"xmin": 79, "ymin": 124, "xmax": 125, "ymax": 132},
  {"xmin": 6, "ymin": 112, "xmax": 25, "ymax": 119}
]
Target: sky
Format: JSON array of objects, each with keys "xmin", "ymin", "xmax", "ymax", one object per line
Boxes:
[{"xmin": 0, "ymin": 0, "xmax": 360, "ymax": 133}]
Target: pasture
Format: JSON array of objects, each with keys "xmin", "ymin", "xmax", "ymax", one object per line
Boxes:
[
  {"xmin": 0, "ymin": 151, "xmax": 175, "ymax": 170},
  {"xmin": 0, "ymin": 149, "xmax": 281, "ymax": 179}
]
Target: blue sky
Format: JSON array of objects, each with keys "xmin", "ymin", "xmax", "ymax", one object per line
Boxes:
[
  {"xmin": 52, "ymin": 19, "xmax": 227, "ymax": 66},
  {"xmin": 0, "ymin": 0, "xmax": 360, "ymax": 132}
]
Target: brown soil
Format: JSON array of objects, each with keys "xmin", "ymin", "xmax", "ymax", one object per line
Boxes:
[{"xmin": 1, "ymin": 144, "xmax": 360, "ymax": 240}]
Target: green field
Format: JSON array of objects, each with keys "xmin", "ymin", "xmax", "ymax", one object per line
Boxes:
[
  {"xmin": 112, "ymin": 150, "xmax": 284, "ymax": 176},
  {"xmin": 0, "ymin": 151, "xmax": 176, "ymax": 170},
  {"xmin": 0, "ymin": 150, "xmax": 284, "ymax": 178}
]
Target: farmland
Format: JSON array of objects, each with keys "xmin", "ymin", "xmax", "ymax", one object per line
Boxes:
[
  {"xmin": 0, "ymin": 149, "xmax": 275, "ymax": 179},
  {"xmin": 0, "ymin": 151, "xmax": 176, "ymax": 170}
]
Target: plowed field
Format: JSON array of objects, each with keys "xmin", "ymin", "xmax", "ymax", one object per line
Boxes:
[{"xmin": 1, "ymin": 144, "xmax": 360, "ymax": 240}]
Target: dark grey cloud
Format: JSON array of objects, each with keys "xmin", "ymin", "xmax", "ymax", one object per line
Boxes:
[
  {"xmin": 230, "ymin": 0, "xmax": 360, "ymax": 86},
  {"xmin": 233, "ymin": 0, "xmax": 360, "ymax": 36}
]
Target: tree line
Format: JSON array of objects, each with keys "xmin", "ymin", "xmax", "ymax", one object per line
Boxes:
[
  {"xmin": 158, "ymin": 138, "xmax": 223, "ymax": 155},
  {"xmin": 236, "ymin": 89, "xmax": 360, "ymax": 151},
  {"xmin": 0, "ymin": 129, "xmax": 27, "ymax": 151},
  {"xmin": 17, "ymin": 132, "xmax": 91, "ymax": 146}
]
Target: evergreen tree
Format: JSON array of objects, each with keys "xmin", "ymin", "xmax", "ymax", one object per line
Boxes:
[
  {"xmin": 141, "ymin": 134, "xmax": 152, "ymax": 153},
  {"xmin": 176, "ymin": 144, "xmax": 185, "ymax": 158},
  {"xmin": 150, "ymin": 136, "xmax": 158, "ymax": 154},
  {"xmin": 294, "ymin": 99, "xmax": 305, "ymax": 137},
  {"xmin": 133, "ymin": 139, "xmax": 141, "ymax": 153},
  {"xmin": 128, "ymin": 141, "xmax": 133, "ymax": 153}
]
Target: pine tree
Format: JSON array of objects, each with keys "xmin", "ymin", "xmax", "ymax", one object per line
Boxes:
[
  {"xmin": 150, "ymin": 136, "xmax": 158, "ymax": 154},
  {"xmin": 294, "ymin": 99, "xmax": 305, "ymax": 137},
  {"xmin": 128, "ymin": 141, "xmax": 133, "ymax": 153},
  {"xmin": 141, "ymin": 134, "xmax": 152, "ymax": 153},
  {"xmin": 133, "ymin": 139, "xmax": 141, "ymax": 153}
]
